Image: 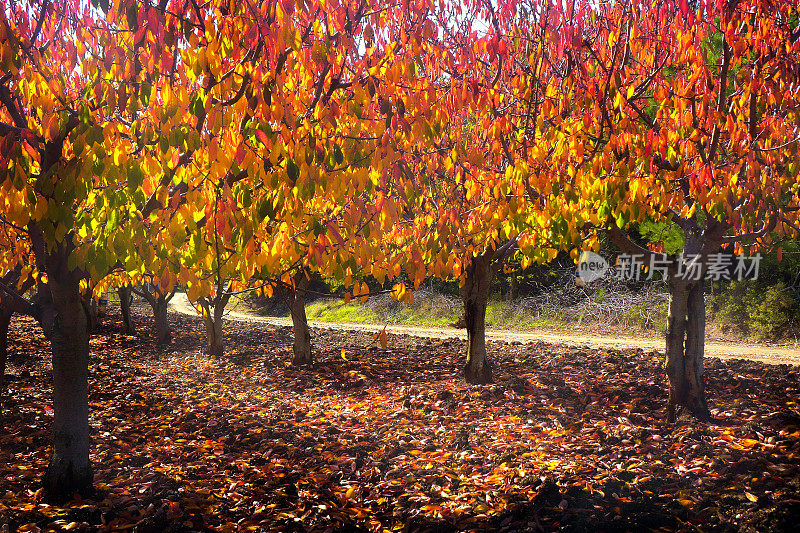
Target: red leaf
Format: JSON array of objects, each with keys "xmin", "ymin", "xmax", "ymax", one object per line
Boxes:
[{"xmin": 255, "ymin": 129, "xmax": 270, "ymax": 148}]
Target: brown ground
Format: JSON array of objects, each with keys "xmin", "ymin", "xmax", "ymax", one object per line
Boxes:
[
  {"xmin": 171, "ymin": 293, "xmax": 800, "ymax": 366},
  {"xmin": 2, "ymin": 306, "xmax": 800, "ymax": 532}
]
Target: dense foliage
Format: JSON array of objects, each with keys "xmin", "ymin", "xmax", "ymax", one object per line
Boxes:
[{"xmin": 1, "ymin": 0, "xmax": 799, "ymax": 503}]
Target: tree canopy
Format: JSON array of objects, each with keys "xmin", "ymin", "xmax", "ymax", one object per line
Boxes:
[{"xmin": 1, "ymin": 0, "xmax": 799, "ymax": 498}]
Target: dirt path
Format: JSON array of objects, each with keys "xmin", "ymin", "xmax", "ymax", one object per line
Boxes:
[{"xmin": 170, "ymin": 293, "xmax": 800, "ymax": 366}]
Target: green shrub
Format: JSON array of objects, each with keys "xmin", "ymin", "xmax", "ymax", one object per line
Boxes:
[
  {"xmin": 622, "ymin": 300, "xmax": 668, "ymax": 333},
  {"xmin": 712, "ymin": 280, "xmax": 799, "ymax": 340},
  {"xmin": 713, "ymin": 280, "xmax": 756, "ymax": 334},
  {"xmin": 750, "ymin": 282, "xmax": 795, "ymax": 340}
]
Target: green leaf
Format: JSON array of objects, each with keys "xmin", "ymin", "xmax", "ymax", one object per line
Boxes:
[
  {"xmin": 257, "ymin": 199, "xmax": 274, "ymax": 221},
  {"xmin": 140, "ymin": 83, "xmax": 152, "ymax": 106},
  {"xmin": 128, "ymin": 160, "xmax": 144, "ymax": 191},
  {"xmin": 286, "ymin": 158, "xmax": 299, "ymax": 183}
]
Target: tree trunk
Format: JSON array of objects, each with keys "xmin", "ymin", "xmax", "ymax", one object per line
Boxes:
[
  {"xmin": 290, "ymin": 273, "xmax": 312, "ymax": 365},
  {"xmin": 83, "ymin": 296, "xmax": 98, "ymax": 333},
  {"xmin": 42, "ymin": 279, "xmax": 93, "ymax": 499},
  {"xmin": 461, "ymin": 252, "xmax": 493, "ymax": 384},
  {"xmin": 118, "ymin": 286, "xmax": 135, "ymax": 334},
  {"xmin": 1, "ymin": 273, "xmax": 36, "ymax": 395},
  {"xmin": 203, "ymin": 307, "xmax": 224, "ymax": 357},
  {"xmin": 0, "ymin": 306, "xmax": 12, "ymax": 393},
  {"xmin": 153, "ymin": 296, "xmax": 171, "ymax": 346},
  {"xmin": 665, "ymin": 279, "xmax": 710, "ymax": 422}
]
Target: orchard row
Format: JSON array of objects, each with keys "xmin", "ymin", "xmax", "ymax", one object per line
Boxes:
[{"xmin": 1, "ymin": 0, "xmax": 799, "ymax": 498}]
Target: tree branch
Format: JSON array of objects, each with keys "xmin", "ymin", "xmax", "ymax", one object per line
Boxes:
[
  {"xmin": 0, "ymin": 278, "xmax": 34, "ymax": 316},
  {"xmin": 605, "ymin": 223, "xmax": 655, "ymax": 261},
  {"xmin": 27, "ymin": 0, "xmax": 51, "ymax": 52},
  {"xmin": 707, "ymin": 39, "xmax": 731, "ymax": 161},
  {"xmin": 720, "ymin": 211, "xmax": 777, "ymax": 244}
]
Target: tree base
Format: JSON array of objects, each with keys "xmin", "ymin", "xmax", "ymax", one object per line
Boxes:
[
  {"xmin": 291, "ymin": 349, "xmax": 313, "ymax": 366},
  {"xmin": 206, "ymin": 344, "xmax": 224, "ymax": 358},
  {"xmin": 464, "ymin": 362, "xmax": 492, "ymax": 384},
  {"xmin": 156, "ymin": 333, "xmax": 172, "ymax": 346},
  {"xmin": 43, "ymin": 461, "xmax": 93, "ymax": 503},
  {"xmin": 667, "ymin": 398, "xmax": 712, "ymax": 424}
]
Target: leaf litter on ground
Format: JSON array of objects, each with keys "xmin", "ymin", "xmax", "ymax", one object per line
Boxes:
[{"xmin": 1, "ymin": 307, "xmax": 800, "ymax": 532}]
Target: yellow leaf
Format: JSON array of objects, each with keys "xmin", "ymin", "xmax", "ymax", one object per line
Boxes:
[
  {"xmin": 391, "ymin": 283, "xmax": 405, "ymax": 301},
  {"xmin": 340, "ymin": 349, "xmax": 348, "ymax": 361},
  {"xmin": 745, "ymin": 492, "xmax": 758, "ymax": 503},
  {"xmin": 47, "ymin": 113, "xmax": 60, "ymax": 141},
  {"xmin": 379, "ymin": 328, "xmax": 387, "ymax": 349},
  {"xmin": 187, "ymin": 283, "xmax": 201, "ymax": 303}
]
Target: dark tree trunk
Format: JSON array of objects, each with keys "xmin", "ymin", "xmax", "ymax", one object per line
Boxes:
[
  {"xmin": 118, "ymin": 286, "xmax": 135, "ymax": 334},
  {"xmin": 290, "ymin": 273, "xmax": 312, "ymax": 366},
  {"xmin": 83, "ymin": 295, "xmax": 98, "ymax": 333},
  {"xmin": 461, "ymin": 252, "xmax": 494, "ymax": 384},
  {"xmin": 153, "ymin": 296, "xmax": 171, "ymax": 346},
  {"xmin": 203, "ymin": 306, "xmax": 225, "ymax": 358},
  {"xmin": 0, "ymin": 306, "xmax": 12, "ymax": 393},
  {"xmin": 605, "ymin": 218, "xmax": 726, "ymax": 423},
  {"xmin": 42, "ymin": 277, "xmax": 93, "ymax": 499},
  {"xmin": 665, "ymin": 279, "xmax": 711, "ymax": 422},
  {"xmin": 198, "ymin": 285, "xmax": 230, "ymax": 358}
]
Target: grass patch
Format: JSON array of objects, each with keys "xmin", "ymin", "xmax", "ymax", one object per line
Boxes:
[{"xmin": 305, "ymin": 290, "xmax": 461, "ymax": 327}]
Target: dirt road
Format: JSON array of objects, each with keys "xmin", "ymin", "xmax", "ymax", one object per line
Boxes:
[{"xmin": 169, "ymin": 293, "xmax": 800, "ymax": 366}]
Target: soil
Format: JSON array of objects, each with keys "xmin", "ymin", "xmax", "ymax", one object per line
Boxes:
[
  {"xmin": 3, "ymin": 306, "xmax": 800, "ymax": 532},
  {"xmin": 171, "ymin": 293, "xmax": 800, "ymax": 367}
]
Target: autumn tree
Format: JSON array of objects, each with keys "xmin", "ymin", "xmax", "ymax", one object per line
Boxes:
[
  {"xmin": 392, "ymin": 0, "xmax": 578, "ymax": 383},
  {"xmin": 0, "ymin": 0, "xmax": 149, "ymax": 496},
  {"xmin": 562, "ymin": 0, "xmax": 800, "ymax": 420},
  {"xmin": 133, "ymin": 279, "xmax": 176, "ymax": 346},
  {"xmin": 228, "ymin": 0, "xmax": 443, "ymax": 365},
  {"xmin": 116, "ymin": 283, "xmax": 135, "ymax": 334},
  {"xmin": 0, "ymin": 263, "xmax": 35, "ymax": 394}
]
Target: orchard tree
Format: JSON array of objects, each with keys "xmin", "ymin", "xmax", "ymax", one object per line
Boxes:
[
  {"xmin": 231, "ymin": 0, "xmax": 441, "ymax": 365},
  {"xmin": 116, "ymin": 283, "xmax": 135, "ymax": 334},
  {"xmin": 0, "ymin": 0, "xmax": 143, "ymax": 496},
  {"xmin": 564, "ymin": 0, "xmax": 800, "ymax": 420},
  {"xmin": 133, "ymin": 278, "xmax": 176, "ymax": 346},
  {"xmin": 397, "ymin": 0, "xmax": 575, "ymax": 383}
]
